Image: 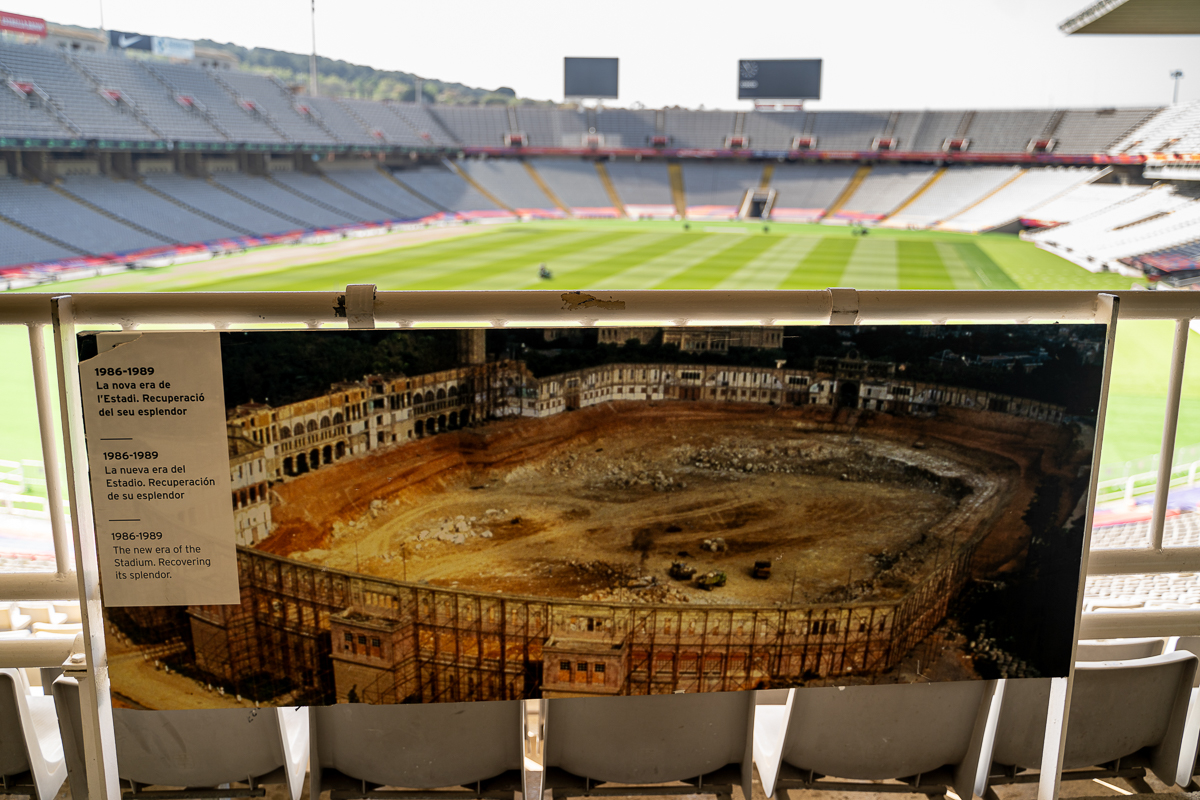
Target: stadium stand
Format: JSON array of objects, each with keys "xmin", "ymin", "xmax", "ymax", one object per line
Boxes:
[
  {"xmin": 516, "ymin": 107, "xmax": 587, "ymax": 148},
  {"xmin": 391, "ymin": 164, "xmax": 502, "ymax": 213},
  {"xmin": 1055, "ymin": 107, "xmax": 1160, "ymax": 154},
  {"xmin": 303, "ymin": 97, "xmax": 378, "ymax": 146},
  {"xmin": 270, "ymin": 171, "xmax": 396, "ymax": 222},
  {"xmin": 896, "ymin": 110, "xmax": 969, "ymax": 152},
  {"xmin": 0, "ymin": 78, "xmax": 73, "ymax": 139},
  {"xmin": 962, "ymin": 109, "xmax": 1055, "ymax": 153},
  {"xmin": 740, "ymin": 111, "xmax": 805, "ymax": 151},
  {"xmin": 605, "ymin": 160, "xmax": 673, "ymax": 217},
  {"xmin": 835, "ymin": 165, "xmax": 938, "ymax": 220},
  {"xmin": 141, "ymin": 173, "xmax": 302, "ymax": 236},
  {"xmin": 321, "ymin": 165, "xmax": 440, "ymax": 218},
  {"xmin": 1029, "ymin": 184, "xmax": 1200, "ymax": 269},
  {"xmin": 663, "ymin": 111, "xmax": 737, "ymax": 149},
  {"xmin": 70, "ymin": 52, "xmax": 225, "ymax": 142},
  {"xmin": 1130, "ymin": 238, "xmax": 1200, "ymax": 276},
  {"xmin": 1019, "ymin": 182, "xmax": 1148, "ymax": 226},
  {"xmin": 217, "ymin": 70, "xmax": 338, "ymax": 145},
  {"xmin": 680, "ymin": 161, "xmax": 763, "ymax": 218},
  {"xmin": 141, "ymin": 61, "xmax": 284, "ymax": 144},
  {"xmin": 428, "ymin": 106, "xmax": 510, "ymax": 148},
  {"xmin": 594, "ymin": 109, "xmax": 657, "ymax": 148},
  {"xmin": 0, "ymin": 41, "xmax": 153, "ymax": 140},
  {"xmin": 335, "ymin": 98, "xmax": 428, "ymax": 147},
  {"xmin": 0, "ymin": 220, "xmax": 80, "ymax": 267},
  {"xmin": 212, "ymin": 171, "xmax": 364, "ymax": 227},
  {"xmin": 769, "ymin": 164, "xmax": 858, "ymax": 221},
  {"xmin": 1113, "ymin": 101, "xmax": 1200, "ymax": 155},
  {"xmin": 389, "ymin": 103, "xmax": 459, "ymax": 147},
  {"xmin": 937, "ymin": 167, "xmax": 1103, "ymax": 232},
  {"xmin": 58, "ymin": 174, "xmax": 242, "ymax": 242},
  {"xmin": 527, "ymin": 158, "xmax": 614, "ymax": 213},
  {"xmin": 458, "ymin": 159, "xmax": 555, "ymax": 210},
  {"xmin": 0, "ymin": 177, "xmax": 168, "ymax": 254},
  {"xmin": 809, "ymin": 111, "xmax": 890, "ymax": 151},
  {"xmin": 884, "ymin": 166, "xmax": 1022, "ymax": 228}
]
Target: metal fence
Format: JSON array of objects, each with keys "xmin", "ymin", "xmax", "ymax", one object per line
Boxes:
[{"xmin": 1, "ymin": 286, "xmax": 1198, "ymax": 800}]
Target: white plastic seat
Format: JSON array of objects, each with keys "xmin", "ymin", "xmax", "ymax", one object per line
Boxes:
[
  {"xmin": 543, "ymin": 692, "xmax": 755, "ymax": 800},
  {"xmin": 0, "ymin": 606, "xmax": 31, "ymax": 632},
  {"xmin": 0, "ymin": 668, "xmax": 67, "ymax": 800},
  {"xmin": 761, "ymin": 681, "xmax": 993, "ymax": 799},
  {"xmin": 987, "ymin": 652, "xmax": 1198, "ymax": 792},
  {"xmin": 1076, "ymin": 637, "xmax": 1167, "ymax": 661},
  {"xmin": 53, "ymin": 676, "xmax": 308, "ymax": 800},
  {"xmin": 51, "ymin": 602, "xmax": 81, "ymax": 624},
  {"xmin": 17, "ymin": 604, "xmax": 66, "ymax": 626},
  {"xmin": 309, "ymin": 701, "xmax": 523, "ymax": 799}
]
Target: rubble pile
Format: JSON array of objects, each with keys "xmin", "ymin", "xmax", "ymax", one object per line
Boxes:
[{"xmin": 412, "ymin": 509, "xmax": 508, "ymax": 547}]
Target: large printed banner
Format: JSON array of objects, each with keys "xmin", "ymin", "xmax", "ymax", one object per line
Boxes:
[{"xmin": 79, "ymin": 324, "xmax": 1107, "ymax": 709}]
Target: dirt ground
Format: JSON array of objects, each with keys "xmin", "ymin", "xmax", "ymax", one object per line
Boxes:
[{"xmin": 262, "ymin": 402, "xmax": 1041, "ymax": 605}]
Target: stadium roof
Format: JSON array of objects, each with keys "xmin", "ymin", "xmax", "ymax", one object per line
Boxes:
[{"xmin": 1059, "ymin": 0, "xmax": 1200, "ymax": 34}]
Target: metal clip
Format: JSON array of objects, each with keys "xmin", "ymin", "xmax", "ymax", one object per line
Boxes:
[
  {"xmin": 827, "ymin": 287, "xmax": 859, "ymax": 325},
  {"xmin": 345, "ymin": 284, "xmax": 377, "ymax": 330}
]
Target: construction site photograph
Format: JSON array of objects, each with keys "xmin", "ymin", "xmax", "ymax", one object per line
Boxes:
[{"xmin": 102, "ymin": 322, "xmax": 1107, "ymax": 709}]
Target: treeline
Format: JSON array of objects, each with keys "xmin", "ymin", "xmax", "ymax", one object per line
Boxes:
[{"xmin": 194, "ymin": 40, "xmax": 552, "ymax": 106}]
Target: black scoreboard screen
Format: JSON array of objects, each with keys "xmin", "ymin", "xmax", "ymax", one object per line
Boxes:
[
  {"xmin": 564, "ymin": 57, "xmax": 619, "ymax": 99},
  {"xmin": 738, "ymin": 59, "xmax": 822, "ymax": 100}
]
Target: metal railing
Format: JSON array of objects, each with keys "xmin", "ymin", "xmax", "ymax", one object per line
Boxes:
[{"xmin": 1, "ymin": 287, "xmax": 1198, "ymax": 800}]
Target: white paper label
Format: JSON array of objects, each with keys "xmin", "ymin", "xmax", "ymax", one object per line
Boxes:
[{"xmin": 80, "ymin": 332, "xmax": 239, "ymax": 607}]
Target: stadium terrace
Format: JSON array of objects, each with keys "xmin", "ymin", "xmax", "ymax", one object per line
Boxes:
[{"xmin": 1, "ymin": 37, "xmax": 1199, "ymax": 288}]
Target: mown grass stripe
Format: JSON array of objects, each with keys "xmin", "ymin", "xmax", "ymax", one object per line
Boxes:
[
  {"xmin": 840, "ymin": 238, "xmax": 898, "ymax": 290},
  {"xmin": 954, "ymin": 242, "xmax": 1020, "ymax": 290},
  {"xmin": 181, "ymin": 228, "xmax": 553, "ymax": 292},
  {"xmin": 394, "ymin": 231, "xmax": 618, "ymax": 290},
  {"xmin": 933, "ymin": 242, "xmax": 982, "ymax": 290},
  {"xmin": 716, "ymin": 235, "xmax": 819, "ymax": 290},
  {"xmin": 776, "ymin": 237, "xmax": 855, "ymax": 289},
  {"xmin": 652, "ymin": 234, "xmax": 780, "ymax": 289},
  {"xmin": 897, "ymin": 240, "xmax": 954, "ymax": 289},
  {"xmin": 600, "ymin": 234, "xmax": 745, "ymax": 289},
  {"xmin": 517, "ymin": 232, "xmax": 688, "ymax": 289},
  {"xmin": 464, "ymin": 230, "xmax": 648, "ymax": 290}
]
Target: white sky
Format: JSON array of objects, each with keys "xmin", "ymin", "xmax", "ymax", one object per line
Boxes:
[{"xmin": 12, "ymin": 0, "xmax": 1200, "ymax": 109}]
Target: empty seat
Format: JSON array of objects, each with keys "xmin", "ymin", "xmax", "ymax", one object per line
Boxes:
[
  {"xmin": 17, "ymin": 604, "xmax": 66, "ymax": 626},
  {"xmin": 309, "ymin": 701, "xmax": 523, "ymax": 798},
  {"xmin": 762, "ymin": 682, "xmax": 992, "ymax": 799},
  {"xmin": 544, "ymin": 692, "xmax": 754, "ymax": 800},
  {"xmin": 987, "ymin": 652, "xmax": 1198, "ymax": 791},
  {"xmin": 0, "ymin": 668, "xmax": 67, "ymax": 800},
  {"xmin": 54, "ymin": 677, "xmax": 308, "ymax": 800},
  {"xmin": 0, "ymin": 605, "xmax": 31, "ymax": 632},
  {"xmin": 1076, "ymin": 637, "xmax": 1167, "ymax": 661}
]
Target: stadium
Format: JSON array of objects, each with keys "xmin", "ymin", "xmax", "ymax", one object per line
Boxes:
[{"xmin": 2, "ymin": 1, "xmax": 1200, "ymax": 798}]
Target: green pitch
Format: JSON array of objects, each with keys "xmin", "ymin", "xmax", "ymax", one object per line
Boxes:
[{"xmin": 0, "ymin": 220, "xmax": 1189, "ymax": 471}]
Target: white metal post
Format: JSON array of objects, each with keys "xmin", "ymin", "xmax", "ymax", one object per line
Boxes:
[
  {"xmin": 28, "ymin": 322, "xmax": 72, "ymax": 575},
  {"xmin": 1038, "ymin": 293, "xmax": 1121, "ymax": 800},
  {"xmin": 51, "ymin": 296, "xmax": 120, "ymax": 800},
  {"xmin": 1151, "ymin": 319, "xmax": 1191, "ymax": 551}
]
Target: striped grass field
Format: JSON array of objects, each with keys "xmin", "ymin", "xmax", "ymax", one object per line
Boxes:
[{"xmin": 1, "ymin": 220, "xmax": 1193, "ymax": 470}]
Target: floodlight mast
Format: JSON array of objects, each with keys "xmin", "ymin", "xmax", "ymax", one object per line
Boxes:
[
  {"xmin": 309, "ymin": 0, "xmax": 318, "ymax": 98},
  {"xmin": 1172, "ymin": 70, "xmax": 1184, "ymax": 104}
]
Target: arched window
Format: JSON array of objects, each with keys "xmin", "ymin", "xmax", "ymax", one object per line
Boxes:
[
  {"xmin": 320, "ymin": 416, "xmax": 331, "ymax": 428},
  {"xmin": 333, "ymin": 412, "xmax": 343, "ymax": 424},
  {"xmin": 280, "ymin": 427, "xmax": 291, "ymax": 439},
  {"xmin": 437, "ymin": 388, "xmax": 446, "ymax": 400},
  {"xmin": 448, "ymin": 385, "xmax": 458, "ymax": 397},
  {"xmin": 307, "ymin": 420, "xmax": 318, "ymax": 433},
  {"xmin": 424, "ymin": 391, "xmax": 435, "ymax": 403},
  {"xmin": 293, "ymin": 423, "xmax": 305, "ymax": 437}
]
